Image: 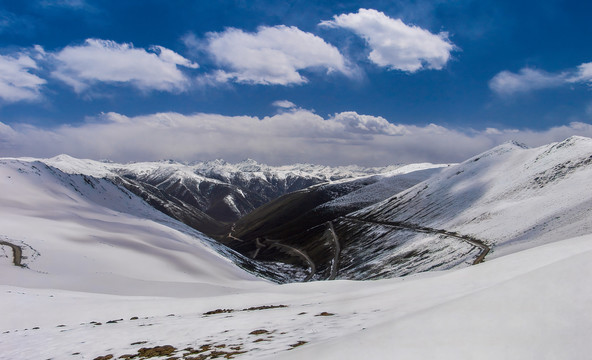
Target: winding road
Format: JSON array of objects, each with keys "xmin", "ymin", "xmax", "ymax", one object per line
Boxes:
[
  {"xmin": 325, "ymin": 222, "xmax": 341, "ymax": 280},
  {"xmin": 268, "ymin": 242, "xmax": 317, "ymax": 282},
  {"xmin": 225, "ymin": 215, "xmax": 489, "ymax": 283},
  {"xmin": 227, "ymin": 224, "xmax": 243, "ymax": 242},
  {"xmin": 227, "ymin": 230, "xmax": 317, "ymax": 282},
  {"xmin": 342, "ymin": 217, "xmax": 490, "ymax": 265},
  {"xmin": 0, "ymin": 241, "xmax": 23, "ymax": 267}
]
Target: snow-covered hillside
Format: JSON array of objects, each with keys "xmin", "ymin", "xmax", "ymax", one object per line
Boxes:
[
  {"xmin": 332, "ymin": 136, "xmax": 592, "ymax": 278},
  {"xmin": 318, "ymin": 163, "xmax": 448, "ymax": 212},
  {"xmin": 2, "ymin": 137, "xmax": 592, "ymax": 359},
  {"xmin": 0, "ymin": 159, "xmax": 283, "ymax": 294}
]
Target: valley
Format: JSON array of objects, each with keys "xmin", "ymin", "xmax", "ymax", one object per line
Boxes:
[{"xmin": 1, "ymin": 136, "xmax": 592, "ymax": 359}]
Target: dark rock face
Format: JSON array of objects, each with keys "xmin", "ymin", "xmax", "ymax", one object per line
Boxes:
[
  {"xmin": 110, "ymin": 167, "xmax": 327, "ymax": 235},
  {"xmin": 110, "ymin": 175, "xmax": 228, "ymax": 235}
]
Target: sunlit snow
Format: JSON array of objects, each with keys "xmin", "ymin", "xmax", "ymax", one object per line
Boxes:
[{"xmin": 1, "ymin": 137, "xmax": 591, "ymax": 359}]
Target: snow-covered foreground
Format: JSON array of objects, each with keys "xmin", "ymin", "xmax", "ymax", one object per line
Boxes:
[{"xmin": 2, "ymin": 234, "xmax": 591, "ymax": 359}]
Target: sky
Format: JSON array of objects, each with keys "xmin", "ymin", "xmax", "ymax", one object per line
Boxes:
[{"xmin": 0, "ymin": 0, "xmax": 592, "ymax": 166}]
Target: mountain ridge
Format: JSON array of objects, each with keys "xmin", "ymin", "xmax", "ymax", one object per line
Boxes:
[{"xmin": 3, "ymin": 136, "xmax": 591, "ymax": 282}]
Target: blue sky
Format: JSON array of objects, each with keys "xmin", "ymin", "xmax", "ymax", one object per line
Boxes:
[{"xmin": 1, "ymin": 0, "xmax": 591, "ymax": 165}]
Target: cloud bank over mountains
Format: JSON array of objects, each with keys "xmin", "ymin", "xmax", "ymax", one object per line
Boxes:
[{"xmin": 2, "ymin": 107, "xmax": 591, "ymax": 166}]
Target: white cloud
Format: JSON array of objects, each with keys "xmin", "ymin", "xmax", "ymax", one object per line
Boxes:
[
  {"xmin": 490, "ymin": 61, "xmax": 592, "ymax": 96},
  {"xmin": 150, "ymin": 45, "xmax": 199, "ymax": 69},
  {"xmin": 0, "ymin": 52, "xmax": 46, "ymax": 103},
  {"xmin": 489, "ymin": 68, "xmax": 566, "ymax": 96},
  {"xmin": 320, "ymin": 8, "xmax": 455, "ymax": 72},
  {"xmin": 51, "ymin": 39, "xmax": 198, "ymax": 93},
  {"xmin": 331, "ymin": 112, "xmax": 408, "ymax": 135},
  {"xmin": 203, "ymin": 25, "xmax": 351, "ymax": 85},
  {"xmin": 570, "ymin": 62, "xmax": 592, "ymax": 84},
  {"xmin": 2, "ymin": 109, "xmax": 592, "ymax": 166},
  {"xmin": 272, "ymin": 100, "xmax": 297, "ymax": 109}
]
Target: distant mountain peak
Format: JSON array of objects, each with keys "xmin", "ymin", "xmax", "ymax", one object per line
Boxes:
[
  {"xmin": 240, "ymin": 158, "xmax": 260, "ymax": 165},
  {"xmin": 50, "ymin": 154, "xmax": 78, "ymax": 162}
]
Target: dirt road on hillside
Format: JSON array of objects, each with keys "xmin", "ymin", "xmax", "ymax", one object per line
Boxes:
[
  {"xmin": 0, "ymin": 241, "xmax": 23, "ymax": 267},
  {"xmin": 343, "ymin": 217, "xmax": 490, "ymax": 265}
]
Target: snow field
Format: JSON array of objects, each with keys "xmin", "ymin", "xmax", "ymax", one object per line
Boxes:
[{"xmin": 1, "ymin": 234, "xmax": 591, "ymax": 359}]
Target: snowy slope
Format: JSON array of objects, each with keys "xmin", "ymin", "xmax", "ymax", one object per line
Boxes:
[
  {"xmin": 270, "ymin": 234, "xmax": 592, "ymax": 360},
  {"xmin": 1, "ymin": 234, "xmax": 591, "ymax": 359},
  {"xmin": 318, "ymin": 164, "xmax": 447, "ymax": 211},
  {"xmin": 331, "ymin": 136, "xmax": 592, "ymax": 279},
  {"xmin": 0, "ymin": 159, "xmax": 271, "ymax": 296},
  {"xmin": 357, "ymin": 136, "xmax": 592, "ymax": 254}
]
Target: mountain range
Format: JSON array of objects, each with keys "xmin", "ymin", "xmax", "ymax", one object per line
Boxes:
[{"xmin": 1, "ymin": 136, "xmax": 592, "ymax": 359}]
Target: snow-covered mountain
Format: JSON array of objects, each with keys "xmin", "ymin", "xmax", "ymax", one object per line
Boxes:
[
  {"xmin": 43, "ymin": 156, "xmax": 416, "ymax": 235},
  {"xmin": 0, "ymin": 159, "xmax": 307, "ymax": 289},
  {"xmin": 2, "ymin": 137, "xmax": 592, "ymax": 359},
  {"xmin": 329, "ymin": 136, "xmax": 592, "ymax": 279},
  {"xmin": 0, "ymin": 156, "xmax": 441, "ymax": 283},
  {"xmin": 4, "ymin": 136, "xmax": 592, "ymax": 283}
]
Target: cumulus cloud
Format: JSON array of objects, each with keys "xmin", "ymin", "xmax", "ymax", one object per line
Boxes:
[
  {"xmin": 320, "ymin": 8, "xmax": 455, "ymax": 72},
  {"xmin": 51, "ymin": 39, "xmax": 198, "ymax": 93},
  {"xmin": 203, "ymin": 25, "xmax": 351, "ymax": 85},
  {"xmin": 331, "ymin": 112, "xmax": 408, "ymax": 135},
  {"xmin": 0, "ymin": 52, "xmax": 46, "ymax": 103},
  {"xmin": 2, "ymin": 109, "xmax": 591, "ymax": 166}
]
